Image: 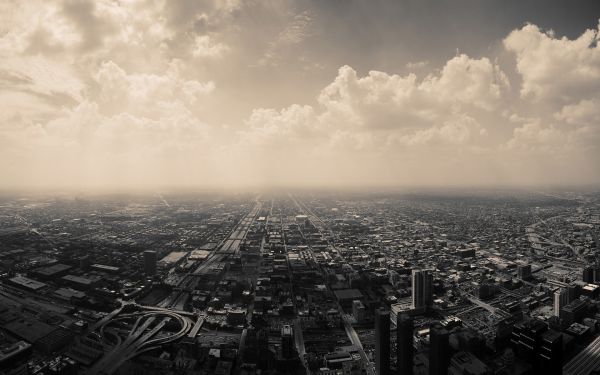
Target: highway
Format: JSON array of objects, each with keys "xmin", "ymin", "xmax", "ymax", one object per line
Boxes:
[
  {"xmin": 564, "ymin": 334, "xmax": 600, "ymax": 375},
  {"xmin": 89, "ymin": 309, "xmax": 191, "ymax": 375}
]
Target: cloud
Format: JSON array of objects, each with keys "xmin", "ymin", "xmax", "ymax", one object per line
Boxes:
[
  {"xmin": 257, "ymin": 10, "xmax": 315, "ymax": 67},
  {"xmin": 0, "ymin": 1, "xmax": 598, "ymax": 188},
  {"xmin": 192, "ymin": 35, "xmax": 229, "ymax": 59},
  {"xmin": 504, "ymin": 22, "xmax": 600, "ymax": 102},
  {"xmin": 406, "ymin": 60, "xmax": 429, "ymax": 69},
  {"xmin": 555, "ymin": 98, "xmax": 600, "ymax": 126},
  {"xmin": 94, "ymin": 60, "xmax": 214, "ymax": 119},
  {"xmin": 231, "ymin": 55, "xmax": 505, "ymax": 185},
  {"xmin": 501, "ymin": 21, "xmax": 600, "ymax": 182},
  {"xmin": 317, "ymin": 55, "xmax": 508, "ymax": 131}
]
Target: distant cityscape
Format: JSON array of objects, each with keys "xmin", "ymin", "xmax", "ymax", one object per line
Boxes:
[{"xmin": 0, "ymin": 190, "xmax": 599, "ymax": 374}]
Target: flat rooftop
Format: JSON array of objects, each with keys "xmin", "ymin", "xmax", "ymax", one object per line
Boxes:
[
  {"xmin": 9, "ymin": 276, "xmax": 47, "ymax": 291},
  {"xmin": 160, "ymin": 251, "xmax": 188, "ymax": 265},
  {"xmin": 62, "ymin": 275, "xmax": 95, "ymax": 285},
  {"xmin": 333, "ymin": 288, "xmax": 363, "ymax": 300},
  {"xmin": 3, "ymin": 318, "xmax": 55, "ymax": 343},
  {"xmin": 33, "ymin": 263, "xmax": 72, "ymax": 277},
  {"xmin": 189, "ymin": 250, "xmax": 210, "ymax": 260},
  {"xmin": 54, "ymin": 288, "xmax": 86, "ymax": 300},
  {"xmin": 91, "ymin": 264, "xmax": 120, "ymax": 273}
]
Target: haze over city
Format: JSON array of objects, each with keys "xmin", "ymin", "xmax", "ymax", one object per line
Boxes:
[
  {"xmin": 1, "ymin": 0, "xmax": 599, "ymax": 190},
  {"xmin": 4, "ymin": 2, "xmax": 600, "ymax": 375}
]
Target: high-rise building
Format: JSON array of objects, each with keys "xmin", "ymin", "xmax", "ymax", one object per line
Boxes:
[
  {"xmin": 517, "ymin": 264, "xmax": 532, "ymax": 280},
  {"xmin": 567, "ymin": 284, "xmax": 580, "ymax": 302},
  {"xmin": 510, "ymin": 319, "xmax": 562, "ymax": 375},
  {"xmin": 375, "ymin": 309, "xmax": 390, "ymax": 375},
  {"xmin": 258, "ymin": 328, "xmax": 270, "ymax": 369},
  {"xmin": 353, "ymin": 300, "xmax": 366, "ymax": 324},
  {"xmin": 143, "ymin": 250, "xmax": 157, "ymax": 276},
  {"xmin": 397, "ymin": 314, "xmax": 413, "ymax": 375},
  {"xmin": 561, "ymin": 299, "xmax": 588, "ymax": 325},
  {"xmin": 429, "ymin": 323, "xmax": 450, "ymax": 375},
  {"xmin": 593, "ymin": 266, "xmax": 600, "ymax": 283},
  {"xmin": 554, "ymin": 288, "xmax": 569, "ymax": 318},
  {"xmin": 583, "ymin": 267, "xmax": 594, "ymax": 283},
  {"xmin": 412, "ymin": 269, "xmax": 433, "ymax": 309},
  {"xmin": 539, "ymin": 330, "xmax": 563, "ymax": 375},
  {"xmin": 281, "ymin": 325, "xmax": 293, "ymax": 359}
]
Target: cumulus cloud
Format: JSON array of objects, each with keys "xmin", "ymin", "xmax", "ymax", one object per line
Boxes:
[
  {"xmin": 504, "ymin": 22, "xmax": 600, "ymax": 102},
  {"xmin": 316, "ymin": 55, "xmax": 507, "ymax": 132},
  {"xmin": 230, "ymin": 56, "xmax": 505, "ymax": 185},
  {"xmin": 0, "ymin": 1, "xmax": 598, "ymax": 188},
  {"xmin": 93, "ymin": 60, "xmax": 214, "ymax": 119}
]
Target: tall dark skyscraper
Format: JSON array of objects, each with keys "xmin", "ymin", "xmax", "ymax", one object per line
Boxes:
[
  {"xmin": 144, "ymin": 250, "xmax": 157, "ymax": 276},
  {"xmin": 397, "ymin": 313, "xmax": 414, "ymax": 375},
  {"xmin": 412, "ymin": 269, "xmax": 433, "ymax": 309},
  {"xmin": 511, "ymin": 319, "xmax": 563, "ymax": 375},
  {"xmin": 375, "ymin": 309, "xmax": 390, "ymax": 375},
  {"xmin": 281, "ymin": 325, "xmax": 293, "ymax": 359},
  {"xmin": 539, "ymin": 330, "xmax": 563, "ymax": 375},
  {"xmin": 429, "ymin": 323, "xmax": 450, "ymax": 375},
  {"xmin": 583, "ymin": 266, "xmax": 594, "ymax": 283}
]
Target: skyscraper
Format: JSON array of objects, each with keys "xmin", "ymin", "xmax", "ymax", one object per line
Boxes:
[
  {"xmin": 583, "ymin": 266, "xmax": 594, "ymax": 283},
  {"xmin": 539, "ymin": 330, "xmax": 563, "ymax": 375},
  {"xmin": 429, "ymin": 323, "xmax": 450, "ymax": 375},
  {"xmin": 281, "ymin": 325, "xmax": 293, "ymax": 359},
  {"xmin": 144, "ymin": 250, "xmax": 157, "ymax": 276},
  {"xmin": 375, "ymin": 309, "xmax": 390, "ymax": 375},
  {"xmin": 397, "ymin": 313, "xmax": 413, "ymax": 375},
  {"xmin": 517, "ymin": 264, "xmax": 532, "ymax": 280},
  {"xmin": 412, "ymin": 269, "xmax": 433, "ymax": 309},
  {"xmin": 510, "ymin": 319, "xmax": 562, "ymax": 375},
  {"xmin": 553, "ymin": 288, "xmax": 568, "ymax": 318}
]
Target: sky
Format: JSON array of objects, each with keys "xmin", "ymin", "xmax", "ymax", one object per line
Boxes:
[{"xmin": 1, "ymin": 0, "xmax": 599, "ymax": 190}]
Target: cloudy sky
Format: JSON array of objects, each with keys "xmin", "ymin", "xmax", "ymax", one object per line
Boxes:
[{"xmin": 1, "ymin": 0, "xmax": 599, "ymax": 190}]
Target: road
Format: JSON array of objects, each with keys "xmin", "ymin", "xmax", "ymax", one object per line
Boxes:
[
  {"xmin": 289, "ymin": 194, "xmax": 375, "ymax": 375},
  {"xmin": 564, "ymin": 334, "xmax": 600, "ymax": 375},
  {"xmin": 466, "ymin": 296, "xmax": 511, "ymax": 318},
  {"xmin": 157, "ymin": 199, "xmax": 262, "ymax": 307},
  {"xmin": 88, "ymin": 309, "xmax": 191, "ymax": 375}
]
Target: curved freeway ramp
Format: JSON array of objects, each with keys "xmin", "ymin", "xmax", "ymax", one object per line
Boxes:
[{"xmin": 88, "ymin": 309, "xmax": 191, "ymax": 375}]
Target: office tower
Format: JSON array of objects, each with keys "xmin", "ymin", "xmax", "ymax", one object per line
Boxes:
[
  {"xmin": 567, "ymin": 284, "xmax": 580, "ymax": 302},
  {"xmin": 144, "ymin": 250, "xmax": 157, "ymax": 276},
  {"xmin": 258, "ymin": 328, "xmax": 269, "ymax": 369},
  {"xmin": 517, "ymin": 264, "xmax": 532, "ymax": 280},
  {"xmin": 243, "ymin": 327, "xmax": 259, "ymax": 364},
  {"xmin": 539, "ymin": 330, "xmax": 563, "ymax": 375},
  {"xmin": 397, "ymin": 314, "xmax": 413, "ymax": 375},
  {"xmin": 353, "ymin": 300, "xmax": 366, "ymax": 324},
  {"xmin": 594, "ymin": 266, "xmax": 600, "ymax": 283},
  {"xmin": 583, "ymin": 267, "xmax": 594, "ymax": 283},
  {"xmin": 281, "ymin": 325, "xmax": 293, "ymax": 359},
  {"xmin": 412, "ymin": 269, "xmax": 433, "ymax": 309},
  {"xmin": 561, "ymin": 299, "xmax": 588, "ymax": 325},
  {"xmin": 511, "ymin": 319, "xmax": 562, "ymax": 375},
  {"xmin": 429, "ymin": 323, "xmax": 450, "ymax": 375},
  {"xmin": 375, "ymin": 309, "xmax": 390, "ymax": 375},
  {"xmin": 554, "ymin": 288, "xmax": 569, "ymax": 318}
]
